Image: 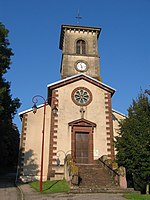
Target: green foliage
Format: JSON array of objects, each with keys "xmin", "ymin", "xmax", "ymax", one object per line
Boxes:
[
  {"xmin": 123, "ymin": 193, "xmax": 150, "ymax": 200},
  {"xmin": 29, "ymin": 180, "xmax": 70, "ymax": 193},
  {"xmin": 0, "ymin": 22, "xmax": 13, "ymax": 76},
  {"xmin": 0, "ymin": 22, "xmax": 21, "ymax": 167},
  {"xmin": 115, "ymin": 91, "xmax": 150, "ymax": 193}
]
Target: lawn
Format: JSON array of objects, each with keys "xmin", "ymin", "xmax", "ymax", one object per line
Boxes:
[
  {"xmin": 123, "ymin": 193, "xmax": 150, "ymax": 200},
  {"xmin": 29, "ymin": 179, "xmax": 70, "ymax": 193}
]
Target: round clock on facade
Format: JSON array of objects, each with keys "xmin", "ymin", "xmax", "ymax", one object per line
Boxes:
[
  {"xmin": 76, "ymin": 62, "xmax": 87, "ymax": 72},
  {"xmin": 71, "ymin": 87, "xmax": 92, "ymax": 106}
]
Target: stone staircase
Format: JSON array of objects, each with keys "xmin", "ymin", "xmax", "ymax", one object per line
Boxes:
[
  {"xmin": 70, "ymin": 162, "xmax": 135, "ymax": 193},
  {"xmin": 77, "ymin": 163, "xmax": 116, "ymax": 188}
]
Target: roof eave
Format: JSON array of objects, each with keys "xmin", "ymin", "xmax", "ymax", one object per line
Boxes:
[{"xmin": 47, "ymin": 74, "xmax": 116, "ymax": 97}]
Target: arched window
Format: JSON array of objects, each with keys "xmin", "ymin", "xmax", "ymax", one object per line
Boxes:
[{"xmin": 76, "ymin": 40, "xmax": 86, "ymax": 54}]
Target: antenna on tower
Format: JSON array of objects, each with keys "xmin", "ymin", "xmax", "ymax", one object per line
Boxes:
[{"xmin": 76, "ymin": 9, "xmax": 82, "ymax": 25}]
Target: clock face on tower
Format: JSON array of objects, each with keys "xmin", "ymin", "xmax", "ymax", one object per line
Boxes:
[{"xmin": 76, "ymin": 62, "xmax": 87, "ymax": 72}]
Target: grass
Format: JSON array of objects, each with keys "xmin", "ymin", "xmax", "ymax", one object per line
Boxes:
[
  {"xmin": 29, "ymin": 179, "xmax": 70, "ymax": 193},
  {"xmin": 123, "ymin": 193, "xmax": 150, "ymax": 200}
]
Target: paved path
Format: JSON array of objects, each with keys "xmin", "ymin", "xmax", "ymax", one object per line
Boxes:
[
  {"xmin": 20, "ymin": 184, "xmax": 127, "ymax": 200},
  {"xmin": 0, "ymin": 172, "xmax": 127, "ymax": 200},
  {"xmin": 0, "ymin": 173, "xmax": 21, "ymax": 200}
]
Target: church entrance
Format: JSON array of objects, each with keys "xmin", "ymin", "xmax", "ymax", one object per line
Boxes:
[
  {"xmin": 75, "ymin": 132, "xmax": 89, "ymax": 164},
  {"xmin": 69, "ymin": 119, "xmax": 96, "ymax": 164}
]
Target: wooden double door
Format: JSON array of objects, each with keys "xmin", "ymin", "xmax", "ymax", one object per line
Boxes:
[
  {"xmin": 69, "ymin": 119, "xmax": 95, "ymax": 164},
  {"xmin": 75, "ymin": 132, "xmax": 89, "ymax": 164}
]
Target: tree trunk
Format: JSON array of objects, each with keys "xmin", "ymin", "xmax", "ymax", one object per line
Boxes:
[{"xmin": 146, "ymin": 183, "xmax": 149, "ymax": 194}]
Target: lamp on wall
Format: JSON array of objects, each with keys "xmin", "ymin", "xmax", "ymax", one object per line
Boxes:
[
  {"xmin": 32, "ymin": 103, "xmax": 38, "ymax": 114},
  {"xmin": 52, "ymin": 105, "xmax": 58, "ymax": 114},
  {"xmin": 32, "ymin": 100, "xmax": 58, "ymax": 114}
]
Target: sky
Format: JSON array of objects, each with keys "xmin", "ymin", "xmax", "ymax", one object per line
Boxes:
[{"xmin": 0, "ymin": 0, "xmax": 150, "ymax": 131}]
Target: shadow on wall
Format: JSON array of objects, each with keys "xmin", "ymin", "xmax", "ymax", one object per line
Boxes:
[
  {"xmin": 18, "ymin": 149, "xmax": 40, "ymax": 182},
  {"xmin": 112, "ymin": 114, "xmax": 119, "ymax": 122}
]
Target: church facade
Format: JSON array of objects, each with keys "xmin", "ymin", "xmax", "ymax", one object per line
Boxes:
[{"xmin": 18, "ymin": 25, "xmax": 125, "ymax": 182}]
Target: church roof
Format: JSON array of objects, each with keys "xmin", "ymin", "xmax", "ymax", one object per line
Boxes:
[
  {"xmin": 19, "ymin": 74, "xmax": 116, "ymax": 118},
  {"xmin": 47, "ymin": 73, "xmax": 116, "ymax": 97},
  {"xmin": 112, "ymin": 109, "xmax": 127, "ymax": 118}
]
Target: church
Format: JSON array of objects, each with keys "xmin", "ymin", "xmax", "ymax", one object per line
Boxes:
[{"xmin": 18, "ymin": 24, "xmax": 126, "ymax": 186}]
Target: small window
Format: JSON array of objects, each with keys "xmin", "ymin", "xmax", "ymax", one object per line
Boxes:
[{"xmin": 76, "ymin": 40, "xmax": 86, "ymax": 54}]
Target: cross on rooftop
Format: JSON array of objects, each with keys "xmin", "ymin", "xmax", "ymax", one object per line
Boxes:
[{"xmin": 76, "ymin": 9, "xmax": 82, "ymax": 24}]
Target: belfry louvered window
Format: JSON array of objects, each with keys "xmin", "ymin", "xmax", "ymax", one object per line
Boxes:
[{"xmin": 76, "ymin": 40, "xmax": 86, "ymax": 54}]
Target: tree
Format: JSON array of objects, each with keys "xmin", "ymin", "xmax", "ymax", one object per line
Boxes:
[
  {"xmin": 0, "ymin": 22, "xmax": 21, "ymax": 168},
  {"xmin": 115, "ymin": 91, "xmax": 150, "ymax": 193}
]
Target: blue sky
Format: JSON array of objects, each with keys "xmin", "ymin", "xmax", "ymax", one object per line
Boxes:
[{"xmin": 1, "ymin": 0, "xmax": 150, "ymax": 131}]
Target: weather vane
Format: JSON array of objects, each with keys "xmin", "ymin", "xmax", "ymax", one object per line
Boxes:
[{"xmin": 76, "ymin": 9, "xmax": 82, "ymax": 25}]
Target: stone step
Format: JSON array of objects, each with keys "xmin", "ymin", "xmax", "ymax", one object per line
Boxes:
[{"xmin": 70, "ymin": 186, "xmax": 136, "ymax": 194}]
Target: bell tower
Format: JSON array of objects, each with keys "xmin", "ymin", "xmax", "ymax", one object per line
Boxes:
[{"xmin": 59, "ymin": 25, "xmax": 102, "ymax": 80}]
